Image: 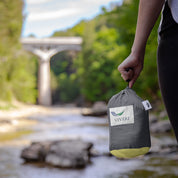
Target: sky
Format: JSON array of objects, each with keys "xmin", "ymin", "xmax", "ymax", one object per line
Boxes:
[{"xmin": 22, "ymin": 0, "xmax": 122, "ymax": 38}]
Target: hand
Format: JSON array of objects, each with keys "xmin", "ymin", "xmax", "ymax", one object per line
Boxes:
[{"xmin": 118, "ymin": 52, "xmax": 144, "ymax": 88}]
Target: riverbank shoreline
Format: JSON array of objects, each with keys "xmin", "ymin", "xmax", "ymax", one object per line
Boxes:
[
  {"xmin": 0, "ymin": 102, "xmax": 82, "ymax": 121},
  {"xmin": 0, "ymin": 102, "xmax": 82, "ymax": 139}
]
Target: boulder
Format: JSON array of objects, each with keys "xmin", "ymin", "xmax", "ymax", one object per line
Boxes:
[
  {"xmin": 159, "ymin": 110, "xmax": 168, "ymax": 119},
  {"xmin": 81, "ymin": 101, "xmax": 107, "ymax": 116},
  {"xmin": 46, "ymin": 140, "xmax": 93, "ymax": 168},
  {"xmin": 148, "ymin": 136, "xmax": 178, "ymax": 155},
  {"xmin": 150, "ymin": 120, "xmax": 172, "ymax": 133},
  {"xmin": 160, "ymin": 144, "xmax": 178, "ymax": 154},
  {"xmin": 21, "ymin": 140, "xmax": 93, "ymax": 168},
  {"xmin": 149, "ymin": 114, "xmax": 158, "ymax": 124},
  {"xmin": 21, "ymin": 141, "xmax": 51, "ymax": 162},
  {"xmin": 149, "ymin": 136, "xmax": 163, "ymax": 153}
]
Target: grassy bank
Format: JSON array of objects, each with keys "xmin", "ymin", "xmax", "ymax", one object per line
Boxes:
[{"xmin": 0, "ymin": 129, "xmax": 33, "ymax": 142}]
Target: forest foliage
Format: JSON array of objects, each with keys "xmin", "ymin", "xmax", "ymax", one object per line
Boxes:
[
  {"xmin": 52, "ymin": 0, "xmax": 161, "ymax": 103},
  {"xmin": 0, "ymin": 0, "xmax": 161, "ymax": 105},
  {"xmin": 0, "ymin": 0, "xmax": 37, "ymax": 104}
]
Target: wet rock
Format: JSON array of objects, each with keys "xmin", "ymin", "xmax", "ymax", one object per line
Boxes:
[
  {"xmin": 149, "ymin": 114, "xmax": 158, "ymax": 124},
  {"xmin": 21, "ymin": 140, "xmax": 93, "ymax": 168},
  {"xmin": 150, "ymin": 143, "xmax": 178, "ymax": 155},
  {"xmin": 149, "ymin": 136, "xmax": 163, "ymax": 153},
  {"xmin": 21, "ymin": 141, "xmax": 51, "ymax": 162},
  {"xmin": 148, "ymin": 136, "xmax": 178, "ymax": 155},
  {"xmin": 150, "ymin": 120, "xmax": 172, "ymax": 133},
  {"xmin": 46, "ymin": 140, "xmax": 93, "ymax": 168},
  {"xmin": 160, "ymin": 144, "xmax": 178, "ymax": 154},
  {"xmin": 159, "ymin": 110, "xmax": 168, "ymax": 119},
  {"xmin": 81, "ymin": 101, "xmax": 107, "ymax": 116}
]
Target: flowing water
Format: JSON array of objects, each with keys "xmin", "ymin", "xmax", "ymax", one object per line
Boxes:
[{"xmin": 0, "ymin": 109, "xmax": 177, "ymax": 178}]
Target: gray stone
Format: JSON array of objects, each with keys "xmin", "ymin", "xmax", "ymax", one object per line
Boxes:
[
  {"xmin": 149, "ymin": 136, "xmax": 163, "ymax": 153},
  {"xmin": 21, "ymin": 141, "xmax": 51, "ymax": 162},
  {"xmin": 46, "ymin": 140, "xmax": 93, "ymax": 168},
  {"xmin": 81, "ymin": 101, "xmax": 107, "ymax": 116},
  {"xmin": 21, "ymin": 140, "xmax": 93, "ymax": 168},
  {"xmin": 159, "ymin": 110, "xmax": 168, "ymax": 119},
  {"xmin": 148, "ymin": 136, "xmax": 178, "ymax": 155},
  {"xmin": 150, "ymin": 120, "xmax": 172, "ymax": 133},
  {"xmin": 149, "ymin": 114, "xmax": 158, "ymax": 124},
  {"xmin": 160, "ymin": 144, "xmax": 178, "ymax": 154}
]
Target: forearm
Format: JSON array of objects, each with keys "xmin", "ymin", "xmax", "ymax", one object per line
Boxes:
[{"xmin": 132, "ymin": 0, "xmax": 165, "ymax": 56}]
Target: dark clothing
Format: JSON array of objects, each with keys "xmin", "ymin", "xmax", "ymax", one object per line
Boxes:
[{"xmin": 157, "ymin": 1, "xmax": 178, "ymax": 142}]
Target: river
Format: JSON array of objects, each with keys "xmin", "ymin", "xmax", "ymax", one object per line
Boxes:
[{"xmin": 0, "ymin": 107, "xmax": 177, "ymax": 178}]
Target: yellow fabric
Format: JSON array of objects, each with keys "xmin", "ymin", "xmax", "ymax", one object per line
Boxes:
[{"xmin": 110, "ymin": 147, "xmax": 150, "ymax": 158}]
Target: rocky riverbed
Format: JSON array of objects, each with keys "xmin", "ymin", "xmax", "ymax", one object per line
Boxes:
[{"xmin": 0, "ymin": 103, "xmax": 178, "ymax": 178}]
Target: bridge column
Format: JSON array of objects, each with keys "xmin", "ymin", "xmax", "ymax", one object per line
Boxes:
[
  {"xmin": 21, "ymin": 37, "xmax": 83, "ymax": 106},
  {"xmin": 38, "ymin": 58, "xmax": 51, "ymax": 106}
]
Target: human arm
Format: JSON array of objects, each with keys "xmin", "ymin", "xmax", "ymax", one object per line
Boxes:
[{"xmin": 118, "ymin": 0, "xmax": 165, "ymax": 88}]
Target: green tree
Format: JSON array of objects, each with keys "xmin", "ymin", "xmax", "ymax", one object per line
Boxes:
[
  {"xmin": 50, "ymin": 51, "xmax": 80, "ymax": 103},
  {"xmin": 107, "ymin": 0, "xmax": 161, "ymax": 99},
  {"xmin": 52, "ymin": 0, "xmax": 162, "ymax": 103},
  {"xmin": 0, "ymin": 0, "xmax": 37, "ymax": 104},
  {"xmin": 75, "ymin": 25, "xmax": 127, "ymax": 102}
]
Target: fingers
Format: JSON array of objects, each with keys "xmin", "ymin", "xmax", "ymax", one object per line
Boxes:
[
  {"xmin": 129, "ymin": 70, "xmax": 140, "ymax": 88},
  {"xmin": 118, "ymin": 67, "xmax": 134, "ymax": 83},
  {"xmin": 129, "ymin": 78, "xmax": 135, "ymax": 88},
  {"xmin": 118, "ymin": 54, "xmax": 144, "ymax": 88},
  {"xmin": 118, "ymin": 66, "xmax": 141, "ymax": 88}
]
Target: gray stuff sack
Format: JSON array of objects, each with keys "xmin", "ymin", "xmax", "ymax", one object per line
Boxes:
[{"xmin": 107, "ymin": 87, "xmax": 151, "ymax": 158}]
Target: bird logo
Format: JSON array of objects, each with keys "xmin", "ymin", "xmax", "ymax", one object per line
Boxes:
[{"xmin": 111, "ymin": 110, "xmax": 125, "ymax": 116}]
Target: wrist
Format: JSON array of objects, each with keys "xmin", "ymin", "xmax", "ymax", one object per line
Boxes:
[{"xmin": 131, "ymin": 46, "xmax": 145, "ymax": 60}]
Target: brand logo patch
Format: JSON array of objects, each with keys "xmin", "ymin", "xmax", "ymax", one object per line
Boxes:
[
  {"xmin": 111, "ymin": 110, "xmax": 125, "ymax": 116},
  {"xmin": 109, "ymin": 105, "xmax": 134, "ymax": 126}
]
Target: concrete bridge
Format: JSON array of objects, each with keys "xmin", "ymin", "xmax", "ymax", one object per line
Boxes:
[{"xmin": 21, "ymin": 37, "xmax": 83, "ymax": 106}]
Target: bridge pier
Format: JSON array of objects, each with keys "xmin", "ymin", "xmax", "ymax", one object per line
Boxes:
[
  {"xmin": 38, "ymin": 58, "xmax": 51, "ymax": 106},
  {"xmin": 21, "ymin": 37, "xmax": 82, "ymax": 106}
]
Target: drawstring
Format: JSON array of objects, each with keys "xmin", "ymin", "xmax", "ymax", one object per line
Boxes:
[{"xmin": 125, "ymin": 67, "xmax": 133, "ymax": 88}]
